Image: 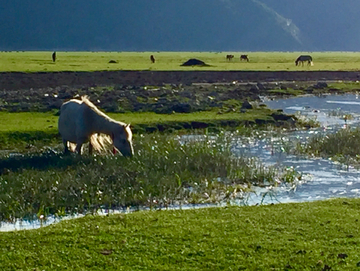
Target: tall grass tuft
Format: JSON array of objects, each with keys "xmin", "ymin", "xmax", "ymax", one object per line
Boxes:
[
  {"xmin": 295, "ymin": 126, "xmax": 360, "ymax": 165},
  {"xmin": 0, "ymin": 133, "xmax": 300, "ymax": 222}
]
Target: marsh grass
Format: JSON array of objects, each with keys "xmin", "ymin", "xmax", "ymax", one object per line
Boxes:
[
  {"xmin": 295, "ymin": 126, "xmax": 360, "ymax": 166},
  {"xmin": 0, "ymin": 133, "xmax": 300, "ymax": 222},
  {"xmin": 327, "ymin": 109, "xmax": 353, "ymax": 122}
]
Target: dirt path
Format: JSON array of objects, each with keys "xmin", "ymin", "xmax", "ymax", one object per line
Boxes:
[{"xmin": 1, "ymin": 71, "xmax": 360, "ymax": 90}]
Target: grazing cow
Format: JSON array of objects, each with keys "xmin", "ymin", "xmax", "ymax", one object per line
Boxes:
[
  {"xmin": 226, "ymin": 54, "xmax": 234, "ymax": 61},
  {"xmin": 240, "ymin": 55, "xmax": 249, "ymax": 62},
  {"xmin": 150, "ymin": 55, "xmax": 155, "ymax": 63},
  {"xmin": 295, "ymin": 55, "xmax": 313, "ymax": 66},
  {"xmin": 52, "ymin": 51, "xmax": 56, "ymax": 62}
]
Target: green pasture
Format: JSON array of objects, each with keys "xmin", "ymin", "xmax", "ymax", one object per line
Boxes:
[
  {"xmin": 1, "ymin": 198, "xmax": 360, "ymax": 270},
  {"xmin": 0, "ymin": 108, "xmax": 281, "ymax": 150},
  {"xmin": 1, "ymin": 51, "xmax": 360, "ymax": 72},
  {"xmin": 0, "ymin": 109, "xmax": 275, "ymax": 132}
]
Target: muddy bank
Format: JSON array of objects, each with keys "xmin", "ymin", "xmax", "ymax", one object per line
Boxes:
[{"xmin": 1, "ymin": 70, "xmax": 360, "ymax": 90}]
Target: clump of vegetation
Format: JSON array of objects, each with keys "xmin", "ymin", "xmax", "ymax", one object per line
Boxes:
[
  {"xmin": 295, "ymin": 127, "xmax": 360, "ymax": 165},
  {"xmin": 327, "ymin": 109, "xmax": 353, "ymax": 121},
  {"xmin": 0, "ymin": 133, "xmax": 301, "ymax": 222}
]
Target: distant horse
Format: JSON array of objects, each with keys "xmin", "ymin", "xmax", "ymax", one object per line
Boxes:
[
  {"xmin": 226, "ymin": 54, "xmax": 234, "ymax": 61},
  {"xmin": 240, "ymin": 55, "xmax": 249, "ymax": 62},
  {"xmin": 150, "ymin": 55, "xmax": 155, "ymax": 63},
  {"xmin": 295, "ymin": 55, "xmax": 313, "ymax": 66},
  {"xmin": 52, "ymin": 51, "xmax": 56, "ymax": 62},
  {"xmin": 58, "ymin": 96, "xmax": 134, "ymax": 157}
]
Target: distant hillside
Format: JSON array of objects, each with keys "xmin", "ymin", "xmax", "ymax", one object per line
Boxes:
[
  {"xmin": 261, "ymin": 0, "xmax": 360, "ymax": 51},
  {"xmin": 0, "ymin": 0, "xmax": 359, "ymax": 51}
]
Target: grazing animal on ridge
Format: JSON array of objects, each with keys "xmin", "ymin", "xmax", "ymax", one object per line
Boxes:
[
  {"xmin": 52, "ymin": 51, "xmax": 56, "ymax": 62},
  {"xmin": 295, "ymin": 55, "xmax": 313, "ymax": 66},
  {"xmin": 240, "ymin": 55, "xmax": 249, "ymax": 62},
  {"xmin": 226, "ymin": 54, "xmax": 234, "ymax": 61},
  {"xmin": 150, "ymin": 55, "xmax": 155, "ymax": 63},
  {"xmin": 58, "ymin": 96, "xmax": 134, "ymax": 157}
]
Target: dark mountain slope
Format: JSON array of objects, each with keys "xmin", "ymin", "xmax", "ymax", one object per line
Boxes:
[
  {"xmin": 0, "ymin": 0, "xmax": 305, "ymax": 51},
  {"xmin": 261, "ymin": 0, "xmax": 360, "ymax": 51}
]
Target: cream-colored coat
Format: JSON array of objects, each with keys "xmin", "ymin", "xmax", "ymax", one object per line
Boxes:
[{"xmin": 58, "ymin": 96, "xmax": 134, "ymax": 157}]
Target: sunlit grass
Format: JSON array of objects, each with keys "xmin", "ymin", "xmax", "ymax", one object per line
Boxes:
[
  {"xmin": 0, "ymin": 108, "xmax": 282, "ymax": 150},
  {"xmin": 1, "ymin": 198, "xmax": 360, "ymax": 270},
  {"xmin": 295, "ymin": 126, "xmax": 360, "ymax": 166},
  {"xmin": 0, "ymin": 109, "xmax": 275, "ymax": 132},
  {"xmin": 0, "ymin": 133, "xmax": 301, "ymax": 222},
  {"xmin": 1, "ymin": 51, "xmax": 360, "ymax": 72}
]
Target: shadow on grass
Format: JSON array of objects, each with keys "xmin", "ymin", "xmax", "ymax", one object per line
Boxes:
[{"xmin": 0, "ymin": 151, "xmax": 92, "ymax": 174}]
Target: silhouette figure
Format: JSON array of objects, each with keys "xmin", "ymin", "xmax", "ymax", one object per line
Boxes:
[{"xmin": 52, "ymin": 51, "xmax": 56, "ymax": 62}]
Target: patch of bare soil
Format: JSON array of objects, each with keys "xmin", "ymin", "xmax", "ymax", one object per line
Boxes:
[
  {"xmin": 1, "ymin": 71, "xmax": 360, "ymax": 91},
  {"xmin": 0, "ymin": 71, "xmax": 357, "ymax": 114}
]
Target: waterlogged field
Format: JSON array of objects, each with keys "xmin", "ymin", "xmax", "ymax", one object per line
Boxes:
[
  {"xmin": 296, "ymin": 126, "xmax": 360, "ymax": 166},
  {"xmin": 0, "ymin": 133, "xmax": 301, "ymax": 222},
  {"xmin": 1, "ymin": 51, "xmax": 360, "ymax": 72},
  {"xmin": 2, "ymin": 53, "xmax": 360, "ymax": 269}
]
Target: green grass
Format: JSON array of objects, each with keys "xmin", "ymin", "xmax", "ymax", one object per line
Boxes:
[
  {"xmin": 328, "ymin": 81, "xmax": 360, "ymax": 90},
  {"xmin": 1, "ymin": 51, "xmax": 360, "ymax": 72},
  {"xmin": 0, "ymin": 133, "xmax": 300, "ymax": 222},
  {"xmin": 0, "ymin": 109, "xmax": 276, "ymax": 132},
  {"xmin": 0, "ymin": 112, "xmax": 58, "ymax": 133},
  {"xmin": 1, "ymin": 198, "xmax": 360, "ymax": 270},
  {"xmin": 295, "ymin": 127, "xmax": 360, "ymax": 166},
  {"xmin": 0, "ymin": 108, "xmax": 283, "ymax": 150},
  {"xmin": 268, "ymin": 88, "xmax": 304, "ymax": 95}
]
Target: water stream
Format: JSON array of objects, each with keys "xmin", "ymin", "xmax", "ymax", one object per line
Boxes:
[
  {"xmin": 2, "ymin": 93, "xmax": 360, "ymax": 231},
  {"xmin": 247, "ymin": 93, "xmax": 360, "ymax": 204}
]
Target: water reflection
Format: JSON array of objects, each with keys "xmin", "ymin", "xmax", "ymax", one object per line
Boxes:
[{"xmin": 251, "ymin": 93, "xmax": 360, "ymax": 204}]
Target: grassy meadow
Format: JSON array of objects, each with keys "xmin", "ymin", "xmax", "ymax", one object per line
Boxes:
[
  {"xmin": 1, "ymin": 198, "xmax": 360, "ymax": 270},
  {"xmin": 2, "ymin": 51, "xmax": 360, "ymax": 270},
  {"xmin": 0, "ymin": 132, "xmax": 302, "ymax": 222},
  {"xmin": 0, "ymin": 106, "xmax": 298, "ymax": 151},
  {"xmin": 0, "ymin": 108, "xmax": 278, "ymax": 133},
  {"xmin": 1, "ymin": 51, "xmax": 360, "ymax": 72}
]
